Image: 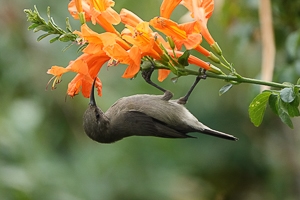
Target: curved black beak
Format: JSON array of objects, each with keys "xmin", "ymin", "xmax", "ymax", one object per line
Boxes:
[{"xmin": 89, "ymin": 78, "xmax": 97, "ymax": 107}]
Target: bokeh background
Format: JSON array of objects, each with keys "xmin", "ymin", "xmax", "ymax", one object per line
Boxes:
[{"xmin": 1, "ymin": 0, "xmax": 300, "ymax": 199}]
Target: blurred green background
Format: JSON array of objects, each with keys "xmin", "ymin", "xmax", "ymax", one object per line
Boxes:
[{"xmin": 1, "ymin": 0, "xmax": 300, "ymax": 199}]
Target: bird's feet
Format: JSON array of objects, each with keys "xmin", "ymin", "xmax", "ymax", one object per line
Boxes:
[
  {"xmin": 142, "ymin": 65, "xmax": 167, "ymax": 93},
  {"xmin": 177, "ymin": 69, "xmax": 207, "ymax": 105}
]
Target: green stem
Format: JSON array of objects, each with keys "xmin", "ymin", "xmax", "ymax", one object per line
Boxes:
[
  {"xmin": 206, "ymin": 72, "xmax": 290, "ymax": 89},
  {"xmin": 145, "ymin": 62, "xmax": 295, "ymax": 89}
]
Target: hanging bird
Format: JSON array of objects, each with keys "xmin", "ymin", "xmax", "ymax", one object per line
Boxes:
[{"xmin": 83, "ymin": 71, "xmax": 238, "ymax": 143}]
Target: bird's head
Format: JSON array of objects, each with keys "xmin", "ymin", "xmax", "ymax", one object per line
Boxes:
[{"xmin": 83, "ymin": 79, "xmax": 111, "ymax": 143}]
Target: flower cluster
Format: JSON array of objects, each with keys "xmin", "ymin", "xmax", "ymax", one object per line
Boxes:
[{"xmin": 47, "ymin": 0, "xmax": 221, "ymax": 98}]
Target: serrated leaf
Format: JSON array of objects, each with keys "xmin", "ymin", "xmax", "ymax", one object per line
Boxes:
[
  {"xmin": 219, "ymin": 84, "xmax": 233, "ymax": 96},
  {"xmin": 268, "ymin": 94, "xmax": 280, "ymax": 116},
  {"xmin": 249, "ymin": 91, "xmax": 272, "ymax": 127},
  {"xmin": 280, "ymin": 87, "xmax": 295, "ymax": 103}
]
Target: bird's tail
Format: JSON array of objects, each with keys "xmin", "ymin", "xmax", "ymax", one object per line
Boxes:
[{"xmin": 201, "ymin": 128, "xmax": 238, "ymax": 141}]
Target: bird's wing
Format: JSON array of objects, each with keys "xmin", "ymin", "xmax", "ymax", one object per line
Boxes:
[{"xmin": 121, "ymin": 110, "xmax": 194, "ymax": 139}]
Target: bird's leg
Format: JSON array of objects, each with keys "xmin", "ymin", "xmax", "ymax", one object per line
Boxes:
[
  {"xmin": 142, "ymin": 65, "xmax": 173, "ymax": 101},
  {"xmin": 142, "ymin": 66, "xmax": 166, "ymax": 93},
  {"xmin": 177, "ymin": 68, "xmax": 207, "ymax": 105}
]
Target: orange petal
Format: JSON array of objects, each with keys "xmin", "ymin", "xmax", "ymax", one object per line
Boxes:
[
  {"xmin": 68, "ymin": 0, "xmax": 92, "ymax": 21},
  {"xmin": 181, "ymin": 0, "xmax": 215, "ymax": 44},
  {"xmin": 122, "ymin": 46, "xmax": 141, "ymax": 78},
  {"xmin": 120, "ymin": 8, "xmax": 143, "ymax": 27},
  {"xmin": 81, "ymin": 76, "xmax": 102, "ymax": 97},
  {"xmin": 75, "ymin": 0, "xmax": 83, "ymax": 13},
  {"xmin": 184, "ymin": 33, "xmax": 202, "ymax": 49},
  {"xmin": 103, "ymin": 7, "xmax": 121, "ymax": 25},
  {"xmin": 150, "ymin": 17, "xmax": 187, "ymax": 41},
  {"xmin": 67, "ymin": 74, "xmax": 102, "ymax": 98},
  {"xmin": 150, "ymin": 17, "xmax": 202, "ymax": 50},
  {"xmin": 47, "ymin": 66, "xmax": 70, "ymax": 76},
  {"xmin": 104, "ymin": 43, "xmax": 129, "ymax": 63},
  {"xmin": 182, "ymin": 0, "xmax": 214, "ymax": 22},
  {"xmin": 95, "ymin": 14, "xmax": 119, "ymax": 33},
  {"xmin": 200, "ymin": 27, "xmax": 215, "ymax": 45},
  {"xmin": 68, "ymin": 59, "xmax": 90, "ymax": 76},
  {"xmin": 73, "ymin": 24, "xmax": 103, "ymax": 44},
  {"xmin": 158, "ymin": 69, "xmax": 171, "ymax": 82},
  {"xmin": 160, "ymin": 0, "xmax": 182, "ymax": 18},
  {"xmin": 67, "ymin": 74, "xmax": 83, "ymax": 97},
  {"xmin": 194, "ymin": 45, "xmax": 210, "ymax": 57},
  {"xmin": 89, "ymin": 0, "xmax": 120, "ymax": 32}
]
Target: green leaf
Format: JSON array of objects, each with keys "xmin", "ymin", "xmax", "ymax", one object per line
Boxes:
[
  {"xmin": 49, "ymin": 36, "xmax": 60, "ymax": 43},
  {"xmin": 66, "ymin": 17, "xmax": 73, "ymax": 32},
  {"xmin": 296, "ymin": 78, "xmax": 300, "ymax": 85},
  {"xmin": 281, "ymin": 96, "xmax": 300, "ymax": 117},
  {"xmin": 219, "ymin": 84, "xmax": 233, "ymax": 96},
  {"xmin": 249, "ymin": 91, "xmax": 272, "ymax": 127},
  {"xmin": 59, "ymin": 33, "xmax": 76, "ymax": 42},
  {"xmin": 37, "ymin": 33, "xmax": 51, "ymax": 41},
  {"xmin": 178, "ymin": 50, "xmax": 190, "ymax": 66},
  {"xmin": 28, "ymin": 24, "xmax": 39, "ymax": 30},
  {"xmin": 168, "ymin": 63, "xmax": 178, "ymax": 75},
  {"xmin": 33, "ymin": 25, "xmax": 51, "ymax": 32},
  {"xmin": 268, "ymin": 94, "xmax": 280, "ymax": 116},
  {"xmin": 77, "ymin": 43, "xmax": 87, "ymax": 52},
  {"xmin": 280, "ymin": 87, "xmax": 295, "ymax": 103},
  {"xmin": 278, "ymin": 105, "xmax": 294, "ymax": 128}
]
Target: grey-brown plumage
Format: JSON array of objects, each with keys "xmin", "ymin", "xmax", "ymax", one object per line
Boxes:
[{"xmin": 83, "ymin": 80, "xmax": 238, "ymax": 143}]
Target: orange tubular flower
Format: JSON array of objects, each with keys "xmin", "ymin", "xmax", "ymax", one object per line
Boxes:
[
  {"xmin": 181, "ymin": 0, "xmax": 215, "ymax": 45},
  {"xmin": 167, "ymin": 49, "xmax": 211, "ymax": 70},
  {"xmin": 120, "ymin": 10, "xmax": 166, "ymax": 60},
  {"xmin": 104, "ymin": 44, "xmax": 141, "ymax": 78},
  {"xmin": 120, "ymin": 9, "xmax": 143, "ymax": 27},
  {"xmin": 149, "ymin": 17, "xmax": 202, "ymax": 50},
  {"xmin": 120, "ymin": 11, "xmax": 174, "ymax": 81},
  {"xmin": 69, "ymin": 0, "xmax": 92, "ymax": 20},
  {"xmin": 123, "ymin": 23, "xmax": 164, "ymax": 60},
  {"xmin": 68, "ymin": 0, "xmax": 120, "ymax": 34},
  {"xmin": 47, "ymin": 51, "xmax": 110, "ymax": 98},
  {"xmin": 160, "ymin": 0, "xmax": 182, "ymax": 18},
  {"xmin": 74, "ymin": 23, "xmax": 131, "ymax": 51},
  {"xmin": 89, "ymin": 0, "xmax": 120, "ymax": 25}
]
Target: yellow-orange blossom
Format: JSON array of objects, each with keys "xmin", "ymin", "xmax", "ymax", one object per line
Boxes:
[{"xmin": 47, "ymin": 0, "xmax": 217, "ymax": 98}]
